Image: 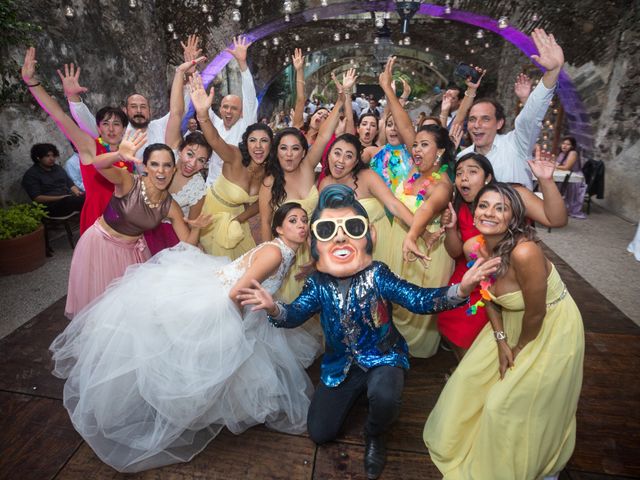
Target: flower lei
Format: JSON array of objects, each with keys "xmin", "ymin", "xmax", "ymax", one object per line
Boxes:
[
  {"xmin": 404, "ymin": 164, "xmax": 449, "ymax": 208},
  {"xmin": 465, "ymin": 235, "xmax": 496, "ymax": 316},
  {"xmin": 97, "ymin": 137, "xmax": 129, "ymax": 170}
]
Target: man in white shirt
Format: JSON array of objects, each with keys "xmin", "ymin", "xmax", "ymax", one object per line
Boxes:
[{"xmin": 457, "ymin": 29, "xmax": 564, "ymax": 190}]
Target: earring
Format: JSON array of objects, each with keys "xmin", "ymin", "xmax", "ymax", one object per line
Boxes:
[
  {"xmin": 484, "ymin": 181, "xmax": 489, "ymax": 185},
  {"xmin": 435, "ymin": 154, "xmax": 441, "ymax": 164}
]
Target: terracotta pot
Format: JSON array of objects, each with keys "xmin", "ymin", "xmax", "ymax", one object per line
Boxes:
[{"xmin": 0, "ymin": 225, "xmax": 46, "ymax": 275}]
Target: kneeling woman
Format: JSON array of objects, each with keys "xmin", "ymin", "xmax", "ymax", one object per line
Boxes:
[
  {"xmin": 424, "ymin": 183, "xmax": 584, "ymax": 480},
  {"xmin": 50, "ymin": 203, "xmax": 319, "ymax": 473}
]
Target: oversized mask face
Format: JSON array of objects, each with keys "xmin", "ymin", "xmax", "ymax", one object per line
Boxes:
[{"xmin": 313, "ymin": 207, "xmax": 375, "ymax": 278}]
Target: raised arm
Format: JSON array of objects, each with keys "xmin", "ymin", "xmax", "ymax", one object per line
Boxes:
[
  {"xmin": 166, "ymin": 200, "xmax": 212, "ymax": 246},
  {"xmin": 291, "ymin": 48, "xmax": 306, "ymax": 129},
  {"xmin": 517, "ymin": 146, "xmax": 567, "ymax": 227},
  {"xmin": 450, "ymin": 66, "xmax": 485, "ymax": 129},
  {"xmin": 189, "ymin": 72, "xmax": 242, "ymax": 165},
  {"xmin": 514, "ymin": 73, "xmax": 532, "ymax": 105},
  {"xmin": 258, "ymin": 179, "xmax": 275, "ymax": 241},
  {"xmin": 379, "ymin": 57, "xmax": 415, "ymax": 150},
  {"xmin": 166, "ymin": 57, "xmax": 207, "ymax": 149},
  {"xmin": 337, "ymin": 68, "xmax": 357, "ymax": 136},
  {"xmin": 21, "ymin": 49, "xmax": 96, "ymax": 162},
  {"xmin": 226, "ymin": 35, "xmax": 258, "ymax": 124},
  {"xmin": 365, "ymin": 170, "xmax": 413, "ymax": 227},
  {"xmin": 91, "ymin": 130, "xmax": 146, "ymax": 187}
]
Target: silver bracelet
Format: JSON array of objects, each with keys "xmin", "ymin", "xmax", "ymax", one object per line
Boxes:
[{"xmin": 494, "ymin": 330, "xmax": 507, "ymax": 341}]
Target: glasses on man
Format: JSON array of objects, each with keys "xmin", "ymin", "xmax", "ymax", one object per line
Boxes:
[{"xmin": 311, "ymin": 215, "xmax": 369, "ymax": 241}]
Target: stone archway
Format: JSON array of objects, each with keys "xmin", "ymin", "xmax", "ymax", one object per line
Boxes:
[{"xmin": 192, "ymin": 1, "xmax": 592, "ymax": 153}]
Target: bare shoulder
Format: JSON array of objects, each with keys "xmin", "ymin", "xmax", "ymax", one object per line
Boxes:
[
  {"xmin": 511, "ymin": 240, "xmax": 544, "ymax": 265},
  {"xmin": 261, "ymin": 175, "xmax": 275, "ymax": 189}
]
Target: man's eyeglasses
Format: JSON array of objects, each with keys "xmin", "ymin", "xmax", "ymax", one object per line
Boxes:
[{"xmin": 311, "ymin": 215, "xmax": 368, "ymax": 241}]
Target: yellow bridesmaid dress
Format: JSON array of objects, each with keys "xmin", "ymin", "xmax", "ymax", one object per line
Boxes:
[
  {"xmin": 359, "ymin": 197, "xmax": 393, "ymax": 265},
  {"xmin": 387, "ymin": 181, "xmax": 453, "ymax": 358},
  {"xmin": 199, "ymin": 175, "xmax": 257, "ymax": 260},
  {"xmin": 274, "ymin": 185, "xmax": 319, "ymax": 304},
  {"xmin": 424, "ymin": 265, "xmax": 584, "ymax": 480}
]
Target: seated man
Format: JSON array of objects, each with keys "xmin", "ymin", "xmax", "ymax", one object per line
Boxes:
[
  {"xmin": 22, "ymin": 143, "xmax": 85, "ymax": 216},
  {"xmin": 457, "ymin": 28, "xmax": 565, "ymax": 189},
  {"xmin": 239, "ymin": 184, "xmax": 499, "ymax": 480}
]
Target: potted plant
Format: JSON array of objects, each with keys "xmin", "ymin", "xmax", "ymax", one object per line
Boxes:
[{"xmin": 0, "ymin": 202, "xmax": 48, "ymax": 275}]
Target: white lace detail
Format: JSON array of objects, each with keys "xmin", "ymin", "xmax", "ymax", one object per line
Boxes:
[
  {"xmin": 172, "ymin": 174, "xmax": 207, "ymax": 217},
  {"xmin": 214, "ymin": 238, "xmax": 296, "ymax": 294}
]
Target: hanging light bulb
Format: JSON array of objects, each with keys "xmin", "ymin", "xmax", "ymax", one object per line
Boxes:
[
  {"xmin": 444, "ymin": 53, "xmax": 450, "ymax": 60},
  {"xmin": 234, "ymin": 0, "xmax": 242, "ymax": 5},
  {"xmin": 128, "ymin": 0, "xmax": 137, "ymax": 8},
  {"xmin": 374, "ymin": 37, "xmax": 380, "ymax": 45},
  {"xmin": 464, "ymin": 39, "xmax": 470, "ymax": 45},
  {"xmin": 284, "ymin": 13, "xmax": 290, "ymax": 22},
  {"xmin": 470, "ymin": 48, "xmax": 475, "ymax": 53},
  {"xmin": 306, "ymin": 46, "xmax": 311, "ymax": 51},
  {"xmin": 206, "ymin": 13, "xmax": 213, "ymax": 22},
  {"xmin": 424, "ymin": 47, "xmax": 429, "ymax": 52},
  {"xmin": 498, "ymin": 16, "xmax": 508, "ymax": 29},
  {"xmin": 321, "ymin": 0, "xmax": 328, "ymax": 6},
  {"xmin": 403, "ymin": 36, "xmax": 411, "ymax": 45},
  {"xmin": 476, "ymin": 29, "xmax": 484, "ymax": 39},
  {"xmin": 354, "ymin": 42, "xmax": 359, "ymax": 47},
  {"xmin": 262, "ymin": 40, "xmax": 268, "ymax": 47},
  {"xmin": 411, "ymin": 71, "xmax": 416, "ymax": 76},
  {"xmin": 167, "ymin": 22, "xmax": 175, "ymax": 33},
  {"xmin": 201, "ymin": 3, "xmax": 208, "ymax": 13},
  {"xmin": 283, "ymin": 1, "xmax": 293, "ymax": 13},
  {"xmin": 273, "ymin": 37, "xmax": 280, "ymax": 46},
  {"xmin": 314, "ymin": 57, "xmax": 319, "ymax": 63},
  {"xmin": 344, "ymin": 33, "xmax": 350, "ymax": 40},
  {"xmin": 333, "ymin": 33, "xmax": 340, "ymax": 41},
  {"xmin": 383, "ymin": 12, "xmax": 390, "ymax": 19},
  {"xmin": 172, "ymin": 32, "xmax": 179, "ymax": 40},
  {"xmin": 444, "ymin": 4, "xmax": 451, "ymax": 15},
  {"xmin": 350, "ymin": 58, "xmax": 354, "ymax": 64},
  {"xmin": 484, "ymin": 42, "xmax": 490, "ymax": 48},
  {"xmin": 312, "ymin": 13, "xmax": 318, "ymax": 21},
  {"xmin": 375, "ymin": 17, "xmax": 384, "ymax": 28},
  {"xmin": 429, "ymin": 61, "xmax": 434, "ymax": 66},
  {"xmin": 294, "ymin": 34, "xmax": 300, "ymax": 41},
  {"xmin": 332, "ymin": 57, "xmax": 337, "ymax": 62},
  {"xmin": 532, "ymin": 12, "xmax": 539, "ymax": 21},
  {"xmin": 231, "ymin": 9, "xmax": 241, "ymax": 21},
  {"xmin": 64, "ymin": 5, "xmax": 75, "ymax": 18}
]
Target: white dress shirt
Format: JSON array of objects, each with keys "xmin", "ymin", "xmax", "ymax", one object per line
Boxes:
[
  {"xmin": 205, "ymin": 68, "xmax": 258, "ymax": 185},
  {"xmin": 457, "ymin": 81, "xmax": 555, "ymax": 190}
]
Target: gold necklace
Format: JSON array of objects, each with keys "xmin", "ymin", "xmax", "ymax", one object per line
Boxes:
[{"xmin": 141, "ymin": 178, "xmax": 163, "ymax": 209}]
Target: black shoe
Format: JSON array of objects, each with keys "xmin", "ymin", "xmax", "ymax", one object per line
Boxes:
[{"xmin": 364, "ymin": 435, "xmax": 387, "ymax": 479}]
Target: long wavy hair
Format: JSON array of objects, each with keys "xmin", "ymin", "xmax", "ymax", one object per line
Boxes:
[
  {"xmin": 238, "ymin": 123, "xmax": 274, "ymax": 167},
  {"xmin": 266, "ymin": 127, "xmax": 309, "ymax": 209},
  {"xmin": 452, "ymin": 152, "xmax": 496, "ymax": 213},
  {"xmin": 322, "ymin": 133, "xmax": 368, "ymax": 191},
  {"xmin": 472, "ymin": 182, "xmax": 538, "ymax": 276}
]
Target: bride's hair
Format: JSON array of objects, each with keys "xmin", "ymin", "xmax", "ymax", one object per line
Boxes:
[{"xmin": 271, "ymin": 202, "xmax": 304, "ymax": 238}]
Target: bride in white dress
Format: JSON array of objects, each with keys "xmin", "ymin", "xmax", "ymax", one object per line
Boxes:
[{"xmin": 49, "ymin": 203, "xmax": 320, "ymax": 473}]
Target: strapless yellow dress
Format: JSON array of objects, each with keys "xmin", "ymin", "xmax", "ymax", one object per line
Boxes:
[
  {"xmin": 387, "ymin": 182, "xmax": 453, "ymax": 358},
  {"xmin": 359, "ymin": 197, "xmax": 393, "ymax": 265},
  {"xmin": 424, "ymin": 265, "xmax": 584, "ymax": 480},
  {"xmin": 199, "ymin": 175, "xmax": 257, "ymax": 260},
  {"xmin": 275, "ymin": 185, "xmax": 319, "ymax": 304}
]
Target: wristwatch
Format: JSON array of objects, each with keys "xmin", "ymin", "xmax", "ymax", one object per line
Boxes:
[{"xmin": 493, "ymin": 330, "xmax": 507, "ymax": 341}]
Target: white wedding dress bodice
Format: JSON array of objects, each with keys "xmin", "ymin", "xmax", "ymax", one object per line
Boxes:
[{"xmin": 49, "ymin": 240, "xmax": 320, "ymax": 473}]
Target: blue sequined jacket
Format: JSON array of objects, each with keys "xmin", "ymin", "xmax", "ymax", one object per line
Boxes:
[{"xmin": 269, "ymin": 261, "xmax": 467, "ymax": 387}]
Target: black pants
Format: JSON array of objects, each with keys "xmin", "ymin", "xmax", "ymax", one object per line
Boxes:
[
  {"xmin": 307, "ymin": 365, "xmax": 404, "ymax": 444},
  {"xmin": 44, "ymin": 195, "xmax": 85, "ymax": 217}
]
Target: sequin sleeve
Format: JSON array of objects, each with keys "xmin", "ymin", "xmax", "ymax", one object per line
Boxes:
[
  {"xmin": 268, "ymin": 275, "xmax": 322, "ymax": 328},
  {"xmin": 375, "ymin": 262, "xmax": 467, "ymax": 314}
]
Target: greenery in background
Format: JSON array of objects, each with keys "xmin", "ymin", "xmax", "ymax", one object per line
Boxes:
[{"xmin": 0, "ymin": 202, "xmax": 47, "ymax": 240}]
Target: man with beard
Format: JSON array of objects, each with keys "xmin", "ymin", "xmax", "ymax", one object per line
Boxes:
[{"xmin": 457, "ymin": 28, "xmax": 564, "ymax": 190}]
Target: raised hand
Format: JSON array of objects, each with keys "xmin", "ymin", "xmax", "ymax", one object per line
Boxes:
[
  {"xmin": 118, "ymin": 130, "xmax": 148, "ymax": 164},
  {"xmin": 441, "ymin": 202, "xmax": 458, "ymax": 230},
  {"xmin": 185, "ymin": 212, "xmax": 213, "ymax": 229},
  {"xmin": 292, "ymin": 48, "xmax": 304, "ymax": 71},
  {"xmin": 188, "ymin": 72, "xmax": 215, "ymax": 115},
  {"xmin": 400, "ymin": 78, "xmax": 411, "ymax": 98},
  {"xmin": 378, "ymin": 56, "xmax": 396, "ymax": 91},
  {"xmin": 341, "ymin": 68, "xmax": 358, "ymax": 93},
  {"xmin": 465, "ymin": 65, "xmax": 486, "ymax": 90},
  {"xmin": 181, "ymin": 35, "xmax": 202, "ymax": 63},
  {"xmin": 176, "ymin": 55, "xmax": 207, "ymax": 74},
  {"xmin": 225, "ymin": 35, "xmax": 252, "ymax": 67},
  {"xmin": 21, "ymin": 47, "xmax": 38, "ymax": 84},
  {"xmin": 237, "ymin": 279, "xmax": 277, "ymax": 313},
  {"xmin": 449, "ymin": 122, "xmax": 464, "ymax": 150},
  {"xmin": 458, "ymin": 256, "xmax": 501, "ymax": 297},
  {"xmin": 56, "ymin": 63, "xmax": 88, "ymax": 98},
  {"xmin": 531, "ymin": 28, "xmax": 564, "ymax": 72},
  {"xmin": 527, "ymin": 144, "xmax": 556, "ymax": 181},
  {"xmin": 513, "ymin": 73, "xmax": 532, "ymax": 103}
]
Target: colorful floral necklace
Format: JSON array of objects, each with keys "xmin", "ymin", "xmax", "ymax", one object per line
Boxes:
[
  {"xmin": 403, "ymin": 164, "xmax": 448, "ymax": 208},
  {"xmin": 465, "ymin": 235, "xmax": 496, "ymax": 316},
  {"xmin": 97, "ymin": 137, "xmax": 129, "ymax": 170}
]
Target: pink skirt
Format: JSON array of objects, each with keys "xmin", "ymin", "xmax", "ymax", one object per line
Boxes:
[
  {"xmin": 65, "ymin": 220, "xmax": 150, "ymax": 318},
  {"xmin": 143, "ymin": 222, "xmax": 179, "ymax": 256}
]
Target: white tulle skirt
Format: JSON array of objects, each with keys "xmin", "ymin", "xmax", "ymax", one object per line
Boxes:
[{"xmin": 50, "ymin": 244, "xmax": 320, "ymax": 473}]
